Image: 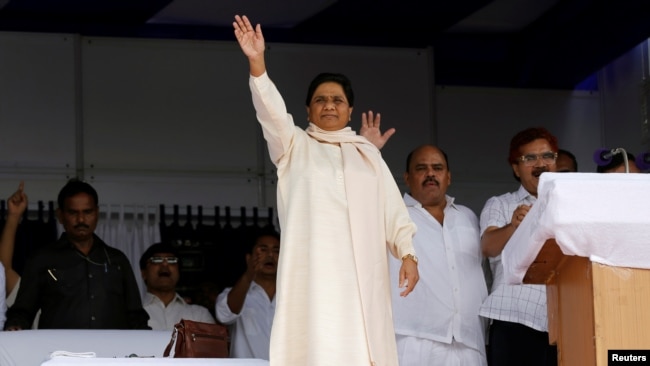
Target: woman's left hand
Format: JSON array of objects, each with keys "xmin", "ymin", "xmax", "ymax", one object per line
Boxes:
[{"xmin": 398, "ymin": 258, "xmax": 419, "ymax": 297}]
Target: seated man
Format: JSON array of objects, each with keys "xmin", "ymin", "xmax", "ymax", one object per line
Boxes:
[
  {"xmin": 216, "ymin": 230, "xmax": 279, "ymax": 360},
  {"xmin": 140, "ymin": 242, "xmax": 216, "ymax": 330}
]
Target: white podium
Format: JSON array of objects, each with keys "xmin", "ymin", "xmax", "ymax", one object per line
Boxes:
[{"xmin": 502, "ymin": 172, "xmax": 650, "ymax": 366}]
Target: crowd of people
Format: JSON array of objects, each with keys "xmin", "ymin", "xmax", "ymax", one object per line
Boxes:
[{"xmin": 0, "ymin": 13, "xmax": 647, "ymax": 366}]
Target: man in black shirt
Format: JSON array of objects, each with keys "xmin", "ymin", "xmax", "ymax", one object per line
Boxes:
[{"xmin": 4, "ymin": 179, "xmax": 149, "ymax": 330}]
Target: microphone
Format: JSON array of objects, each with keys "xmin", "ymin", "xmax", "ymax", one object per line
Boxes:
[
  {"xmin": 593, "ymin": 148, "xmax": 622, "ymax": 166},
  {"xmin": 636, "ymin": 152, "xmax": 650, "ymax": 170}
]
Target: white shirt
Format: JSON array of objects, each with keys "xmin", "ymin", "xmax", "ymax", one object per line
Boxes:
[
  {"xmin": 478, "ymin": 185, "xmax": 548, "ymax": 332},
  {"xmin": 142, "ymin": 292, "xmax": 216, "ymax": 331},
  {"xmin": 215, "ymin": 282, "xmax": 275, "ymax": 360},
  {"xmin": 0, "ymin": 262, "xmax": 6, "ymax": 329},
  {"xmin": 390, "ymin": 194, "xmax": 488, "ymax": 352}
]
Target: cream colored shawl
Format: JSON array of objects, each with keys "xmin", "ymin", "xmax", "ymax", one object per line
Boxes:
[{"xmin": 306, "ymin": 123, "xmax": 394, "ymax": 364}]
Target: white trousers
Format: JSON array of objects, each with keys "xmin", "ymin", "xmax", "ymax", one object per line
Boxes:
[{"xmin": 395, "ymin": 334, "xmax": 487, "ymax": 366}]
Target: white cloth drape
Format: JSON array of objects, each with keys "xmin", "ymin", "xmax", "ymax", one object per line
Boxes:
[
  {"xmin": 502, "ymin": 172, "xmax": 650, "ymax": 285},
  {"xmin": 94, "ymin": 204, "xmax": 161, "ymax": 297}
]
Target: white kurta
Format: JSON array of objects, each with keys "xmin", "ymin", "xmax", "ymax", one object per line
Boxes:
[{"xmin": 250, "ymin": 72, "xmax": 416, "ymax": 366}]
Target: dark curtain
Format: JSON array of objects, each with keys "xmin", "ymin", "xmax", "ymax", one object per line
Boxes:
[{"xmin": 158, "ymin": 204, "xmax": 277, "ymax": 315}]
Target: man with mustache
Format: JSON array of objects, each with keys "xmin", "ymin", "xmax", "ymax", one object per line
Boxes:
[
  {"xmin": 139, "ymin": 242, "xmax": 216, "ymax": 330},
  {"xmin": 479, "ymin": 127, "xmax": 559, "ymax": 366},
  {"xmin": 216, "ymin": 230, "xmax": 280, "ymax": 360},
  {"xmin": 4, "ymin": 178, "xmax": 150, "ymax": 330},
  {"xmin": 388, "ymin": 145, "xmax": 488, "ymax": 365}
]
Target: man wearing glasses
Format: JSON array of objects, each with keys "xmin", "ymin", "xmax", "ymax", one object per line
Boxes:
[
  {"xmin": 479, "ymin": 127, "xmax": 559, "ymax": 366},
  {"xmin": 139, "ymin": 243, "xmax": 216, "ymax": 330}
]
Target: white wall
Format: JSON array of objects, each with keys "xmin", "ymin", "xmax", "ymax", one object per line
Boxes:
[
  {"xmin": 436, "ymin": 87, "xmax": 601, "ymax": 213},
  {"xmin": 0, "ymin": 32, "xmax": 646, "ymax": 218},
  {"xmin": 0, "ymin": 32, "xmax": 77, "ymax": 202},
  {"xmin": 0, "ymin": 33, "xmax": 434, "ymax": 219}
]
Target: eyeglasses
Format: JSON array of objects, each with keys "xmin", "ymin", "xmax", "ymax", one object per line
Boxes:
[
  {"xmin": 148, "ymin": 256, "xmax": 178, "ymax": 264},
  {"xmin": 518, "ymin": 152, "xmax": 558, "ymax": 166}
]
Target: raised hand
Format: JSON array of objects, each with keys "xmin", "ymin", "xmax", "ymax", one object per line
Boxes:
[
  {"xmin": 233, "ymin": 15, "xmax": 265, "ymax": 59},
  {"xmin": 7, "ymin": 181, "xmax": 27, "ymax": 218},
  {"xmin": 359, "ymin": 110, "xmax": 396, "ymax": 150}
]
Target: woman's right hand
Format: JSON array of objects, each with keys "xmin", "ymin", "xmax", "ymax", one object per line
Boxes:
[{"xmin": 233, "ymin": 15, "xmax": 265, "ymax": 59}]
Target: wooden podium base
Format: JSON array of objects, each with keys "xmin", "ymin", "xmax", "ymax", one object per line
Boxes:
[{"xmin": 524, "ymin": 240, "xmax": 650, "ymax": 366}]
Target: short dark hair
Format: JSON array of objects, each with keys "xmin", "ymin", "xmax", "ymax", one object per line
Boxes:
[
  {"xmin": 139, "ymin": 242, "xmax": 179, "ymax": 270},
  {"xmin": 244, "ymin": 229, "xmax": 281, "ymax": 255},
  {"xmin": 57, "ymin": 178, "xmax": 99, "ymax": 210},
  {"xmin": 405, "ymin": 145, "xmax": 450, "ymax": 172},
  {"xmin": 596, "ymin": 151, "xmax": 635, "ymax": 173},
  {"xmin": 558, "ymin": 148, "xmax": 578, "ymax": 172},
  {"xmin": 305, "ymin": 73, "xmax": 355, "ymax": 107}
]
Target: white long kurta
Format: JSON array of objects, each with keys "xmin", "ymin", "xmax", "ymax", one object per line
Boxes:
[{"xmin": 250, "ymin": 72, "xmax": 416, "ymax": 366}]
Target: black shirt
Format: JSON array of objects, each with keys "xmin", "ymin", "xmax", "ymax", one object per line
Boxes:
[{"xmin": 5, "ymin": 233, "xmax": 150, "ymax": 330}]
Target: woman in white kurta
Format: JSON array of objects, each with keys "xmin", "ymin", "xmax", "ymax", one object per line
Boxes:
[{"xmin": 234, "ymin": 15, "xmax": 419, "ymax": 366}]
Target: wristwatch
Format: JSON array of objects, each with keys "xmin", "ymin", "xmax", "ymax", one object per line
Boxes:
[{"xmin": 402, "ymin": 253, "xmax": 418, "ymax": 264}]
